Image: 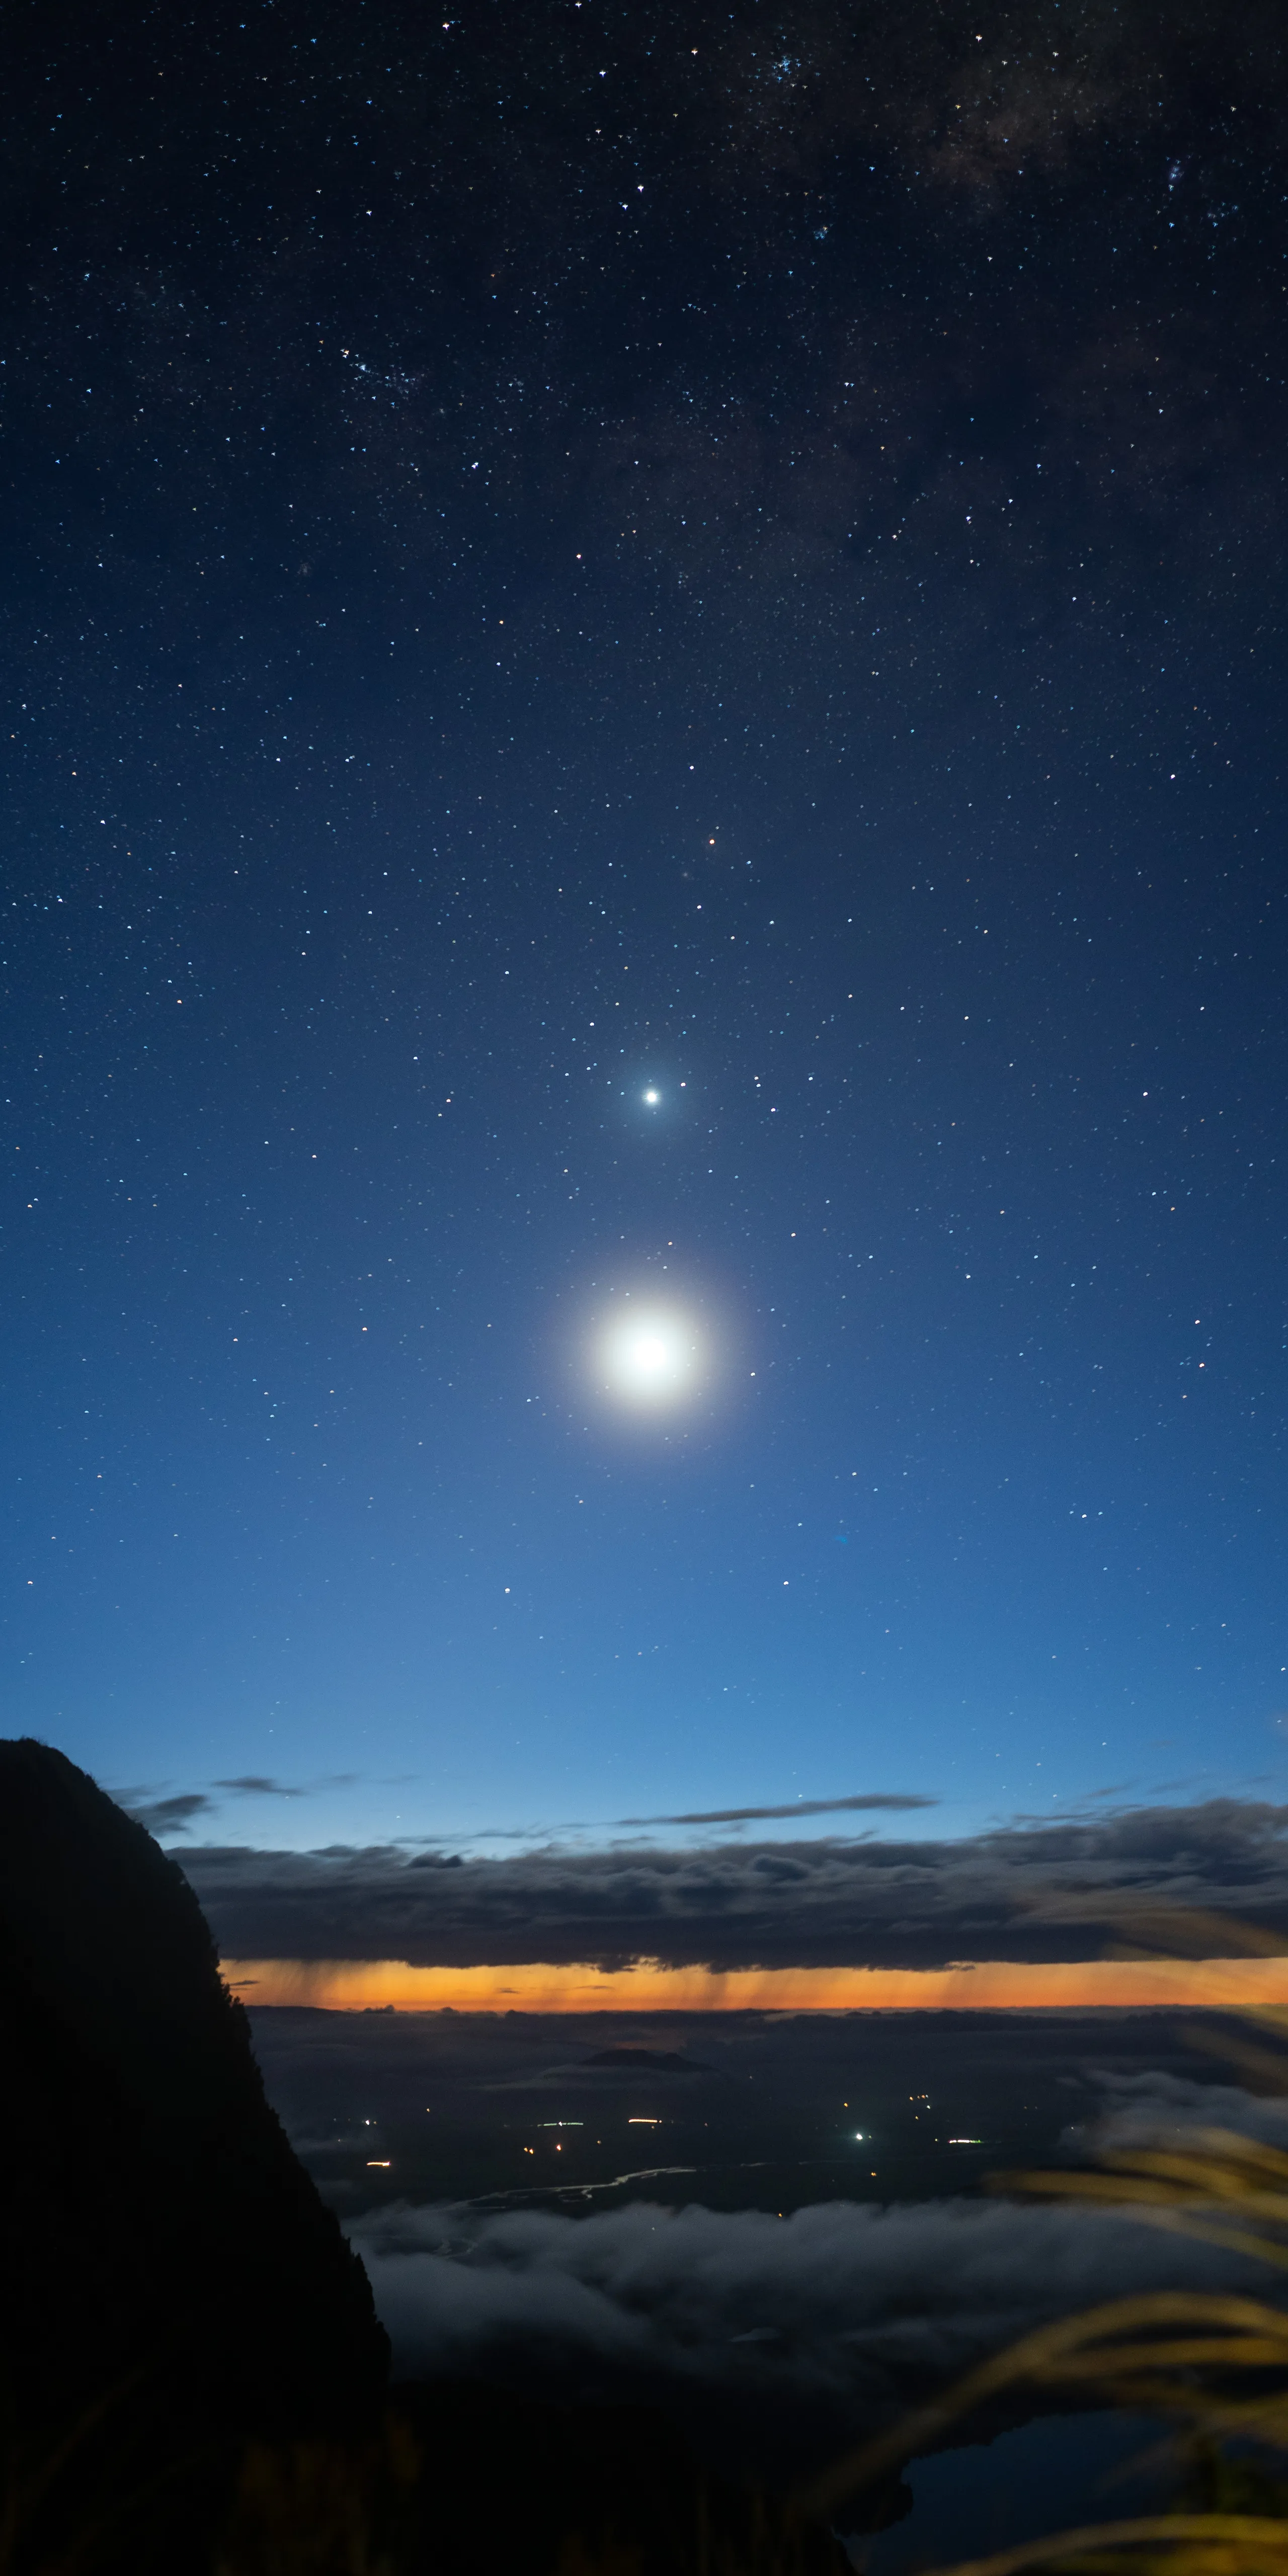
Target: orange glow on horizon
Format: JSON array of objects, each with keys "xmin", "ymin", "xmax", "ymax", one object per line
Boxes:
[{"xmin": 222, "ymin": 1953, "xmax": 1288, "ymax": 2013}]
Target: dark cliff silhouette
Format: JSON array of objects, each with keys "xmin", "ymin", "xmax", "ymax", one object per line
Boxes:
[
  {"xmin": 0, "ymin": 1739, "xmax": 847, "ymax": 2573},
  {"xmin": 0, "ymin": 1736, "xmax": 388, "ymax": 2449}
]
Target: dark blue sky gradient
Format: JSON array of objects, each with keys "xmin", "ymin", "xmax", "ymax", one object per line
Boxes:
[{"xmin": 3, "ymin": 0, "xmax": 1286, "ymax": 1853}]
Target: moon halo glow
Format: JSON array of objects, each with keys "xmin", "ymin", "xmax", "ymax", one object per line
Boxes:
[{"xmin": 594, "ymin": 1303, "xmax": 706, "ymax": 1412}]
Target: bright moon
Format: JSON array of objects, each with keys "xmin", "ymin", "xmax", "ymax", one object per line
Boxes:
[{"xmin": 598, "ymin": 1307, "xmax": 700, "ymax": 1409}]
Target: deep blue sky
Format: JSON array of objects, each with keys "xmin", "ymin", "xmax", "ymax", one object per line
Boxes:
[{"xmin": 3, "ymin": 0, "xmax": 1285, "ymax": 1854}]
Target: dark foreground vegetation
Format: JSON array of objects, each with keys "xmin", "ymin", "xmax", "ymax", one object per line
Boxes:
[{"xmin": 1, "ymin": 2366, "xmax": 853, "ymax": 2574}]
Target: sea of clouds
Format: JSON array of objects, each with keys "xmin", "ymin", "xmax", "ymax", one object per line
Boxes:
[{"xmin": 347, "ymin": 2078, "xmax": 1288, "ymax": 2485}]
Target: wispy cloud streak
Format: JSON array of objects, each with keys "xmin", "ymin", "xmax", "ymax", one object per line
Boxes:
[{"xmin": 618, "ymin": 1795, "xmax": 938, "ymax": 1825}]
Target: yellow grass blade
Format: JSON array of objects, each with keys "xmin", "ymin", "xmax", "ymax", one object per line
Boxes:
[{"xmin": 917, "ymin": 2515, "xmax": 1288, "ymax": 2576}]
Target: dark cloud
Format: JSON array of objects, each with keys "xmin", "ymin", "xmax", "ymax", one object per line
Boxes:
[
  {"xmin": 213, "ymin": 1777, "xmax": 305, "ymax": 1798},
  {"xmin": 621, "ymin": 1796, "xmax": 938, "ymax": 1827},
  {"xmin": 348, "ymin": 2178, "xmax": 1272, "ymax": 2487},
  {"xmin": 122, "ymin": 1779, "xmax": 307, "ymax": 1831},
  {"xmin": 124, "ymin": 1791, "xmax": 214, "ymax": 1836},
  {"xmin": 178, "ymin": 1800, "xmax": 1288, "ymax": 1970}
]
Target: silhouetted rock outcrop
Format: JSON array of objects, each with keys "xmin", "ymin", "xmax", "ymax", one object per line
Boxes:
[
  {"xmin": 0, "ymin": 1737, "xmax": 388, "ymax": 2447},
  {"xmin": 0, "ymin": 1742, "xmax": 849, "ymax": 2573}
]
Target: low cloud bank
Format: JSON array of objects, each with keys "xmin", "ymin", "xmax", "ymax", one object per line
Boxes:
[
  {"xmin": 180, "ymin": 1801, "xmax": 1288, "ymax": 1971},
  {"xmin": 1077, "ymin": 2069, "xmax": 1288, "ymax": 2155},
  {"xmin": 350, "ymin": 2179, "xmax": 1270, "ymax": 2482}
]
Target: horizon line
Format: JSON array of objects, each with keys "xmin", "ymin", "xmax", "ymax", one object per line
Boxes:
[{"xmin": 220, "ymin": 1954, "xmax": 1288, "ymax": 2013}]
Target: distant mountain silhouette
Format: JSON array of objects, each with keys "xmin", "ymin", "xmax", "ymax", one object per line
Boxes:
[
  {"xmin": 585, "ymin": 2045, "xmax": 709, "ymax": 2072},
  {"xmin": 0, "ymin": 1737, "xmax": 388, "ymax": 2449}
]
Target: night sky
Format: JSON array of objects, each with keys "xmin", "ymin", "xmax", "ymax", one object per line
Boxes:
[{"xmin": 5, "ymin": 0, "xmax": 1287, "ymax": 1862}]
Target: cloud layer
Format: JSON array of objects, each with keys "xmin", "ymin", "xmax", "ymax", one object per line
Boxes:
[
  {"xmin": 620, "ymin": 1796, "xmax": 938, "ymax": 1827},
  {"xmin": 350, "ymin": 2166, "xmax": 1273, "ymax": 2486},
  {"xmin": 180, "ymin": 1801, "xmax": 1288, "ymax": 1972}
]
